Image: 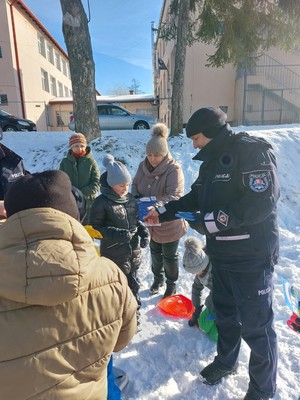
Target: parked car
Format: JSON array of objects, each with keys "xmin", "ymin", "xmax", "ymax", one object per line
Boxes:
[
  {"xmin": 68, "ymin": 104, "xmax": 156, "ymax": 131},
  {"xmin": 0, "ymin": 109, "xmax": 37, "ymax": 132}
]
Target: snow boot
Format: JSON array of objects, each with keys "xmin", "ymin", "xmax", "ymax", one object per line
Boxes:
[
  {"xmin": 113, "ymin": 367, "xmax": 129, "ymax": 392},
  {"xmin": 200, "ymin": 361, "xmax": 237, "ymax": 385},
  {"xmin": 243, "ymin": 388, "xmax": 272, "ymax": 400},
  {"xmin": 162, "ymin": 283, "xmax": 176, "ymax": 299},
  {"xmin": 149, "ymin": 279, "xmax": 164, "ymax": 295}
]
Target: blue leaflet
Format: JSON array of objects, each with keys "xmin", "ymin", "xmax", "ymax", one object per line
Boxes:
[
  {"xmin": 136, "ymin": 196, "xmax": 157, "ymax": 221},
  {"xmin": 175, "ymin": 211, "xmax": 196, "ymax": 221}
]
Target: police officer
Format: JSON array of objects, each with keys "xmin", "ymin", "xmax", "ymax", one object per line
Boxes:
[
  {"xmin": 0, "ymin": 126, "xmax": 28, "ymax": 217},
  {"xmin": 145, "ymin": 107, "xmax": 279, "ymax": 400}
]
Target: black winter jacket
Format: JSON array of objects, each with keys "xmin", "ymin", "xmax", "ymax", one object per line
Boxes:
[
  {"xmin": 161, "ymin": 125, "xmax": 280, "ymax": 271},
  {"xmin": 0, "ymin": 144, "xmax": 28, "ymax": 200},
  {"xmin": 90, "ymin": 173, "xmax": 149, "ymax": 275}
]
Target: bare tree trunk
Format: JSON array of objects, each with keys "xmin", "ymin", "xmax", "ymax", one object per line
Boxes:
[
  {"xmin": 170, "ymin": 0, "xmax": 190, "ymax": 136},
  {"xmin": 60, "ymin": 0, "xmax": 100, "ymax": 140}
]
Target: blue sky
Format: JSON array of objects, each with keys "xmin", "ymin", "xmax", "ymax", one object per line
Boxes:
[{"xmin": 23, "ymin": 0, "xmax": 162, "ymax": 95}]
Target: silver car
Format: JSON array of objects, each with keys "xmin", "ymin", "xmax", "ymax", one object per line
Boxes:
[{"xmin": 68, "ymin": 103, "xmax": 156, "ymax": 131}]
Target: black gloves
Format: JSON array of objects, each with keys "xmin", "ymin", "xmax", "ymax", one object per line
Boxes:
[
  {"xmin": 106, "ymin": 227, "xmax": 133, "ymax": 243},
  {"xmin": 187, "ymin": 213, "xmax": 206, "ymax": 235},
  {"xmin": 188, "ymin": 306, "xmax": 203, "ymax": 327},
  {"xmin": 137, "ymin": 220, "xmax": 150, "ymax": 249},
  {"xmin": 140, "ymin": 237, "xmax": 150, "ymax": 248}
]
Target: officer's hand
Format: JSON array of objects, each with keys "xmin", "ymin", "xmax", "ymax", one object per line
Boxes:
[{"xmin": 188, "ymin": 213, "xmax": 206, "ymax": 235}]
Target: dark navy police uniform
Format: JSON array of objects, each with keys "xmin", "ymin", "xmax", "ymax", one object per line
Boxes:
[
  {"xmin": 160, "ymin": 124, "xmax": 279, "ymax": 398},
  {"xmin": 0, "ymin": 144, "xmax": 28, "ymax": 200}
]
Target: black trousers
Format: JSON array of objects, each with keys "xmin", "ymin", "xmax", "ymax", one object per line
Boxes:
[
  {"xmin": 212, "ymin": 267, "xmax": 277, "ymax": 398},
  {"xmin": 150, "ymin": 238, "xmax": 179, "ymax": 285}
]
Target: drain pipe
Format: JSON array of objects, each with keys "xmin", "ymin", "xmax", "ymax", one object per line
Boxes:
[{"xmin": 9, "ymin": 0, "xmax": 26, "ymax": 118}]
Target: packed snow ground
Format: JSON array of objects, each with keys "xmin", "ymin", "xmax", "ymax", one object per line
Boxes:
[{"xmin": 2, "ymin": 125, "xmax": 300, "ymax": 400}]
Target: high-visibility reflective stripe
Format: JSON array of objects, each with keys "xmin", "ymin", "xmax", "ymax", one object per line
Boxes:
[
  {"xmin": 215, "ymin": 234, "xmax": 250, "ymax": 241},
  {"xmin": 205, "ymin": 212, "xmax": 219, "ymax": 233}
]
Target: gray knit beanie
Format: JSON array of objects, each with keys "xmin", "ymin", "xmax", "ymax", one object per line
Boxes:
[
  {"xmin": 102, "ymin": 154, "xmax": 131, "ymax": 187},
  {"xmin": 183, "ymin": 236, "xmax": 209, "ymax": 274},
  {"xmin": 146, "ymin": 123, "xmax": 169, "ymax": 156}
]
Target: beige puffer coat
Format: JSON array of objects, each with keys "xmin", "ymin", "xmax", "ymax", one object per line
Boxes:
[
  {"xmin": 0, "ymin": 208, "xmax": 137, "ymax": 400},
  {"xmin": 132, "ymin": 153, "xmax": 188, "ymax": 243}
]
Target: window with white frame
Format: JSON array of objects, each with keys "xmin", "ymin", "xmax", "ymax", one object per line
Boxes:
[
  {"xmin": 67, "ymin": 64, "xmax": 71, "ymax": 78},
  {"xmin": 47, "ymin": 42, "xmax": 54, "ymax": 64},
  {"xmin": 61, "ymin": 59, "xmax": 67, "ymax": 76},
  {"xmin": 41, "ymin": 68, "xmax": 49, "ymax": 92},
  {"xmin": 64, "ymin": 86, "xmax": 69, "ymax": 97},
  {"xmin": 50, "ymin": 76, "xmax": 57, "ymax": 96},
  {"xmin": 38, "ymin": 33, "xmax": 46, "ymax": 57},
  {"xmin": 58, "ymin": 81, "xmax": 63, "ymax": 97},
  {"xmin": 55, "ymin": 52, "xmax": 61, "ymax": 71}
]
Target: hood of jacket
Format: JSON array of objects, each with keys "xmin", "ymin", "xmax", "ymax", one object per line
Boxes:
[{"xmin": 0, "ymin": 208, "xmax": 137, "ymax": 400}]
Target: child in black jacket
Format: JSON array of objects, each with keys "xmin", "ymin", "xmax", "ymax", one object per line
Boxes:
[{"xmin": 90, "ymin": 154, "xmax": 149, "ymax": 317}]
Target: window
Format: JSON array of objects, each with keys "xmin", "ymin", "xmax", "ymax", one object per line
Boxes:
[
  {"xmin": 47, "ymin": 43, "xmax": 54, "ymax": 64},
  {"xmin": 109, "ymin": 106, "xmax": 128, "ymax": 116},
  {"xmin": 61, "ymin": 59, "xmax": 67, "ymax": 76},
  {"xmin": 0, "ymin": 47, "xmax": 2, "ymax": 58},
  {"xmin": 64, "ymin": 86, "xmax": 69, "ymax": 97},
  {"xmin": 38, "ymin": 33, "xmax": 46, "ymax": 57},
  {"xmin": 41, "ymin": 69, "xmax": 49, "ymax": 92},
  {"xmin": 50, "ymin": 76, "xmax": 57, "ymax": 96},
  {"xmin": 219, "ymin": 106, "xmax": 228, "ymax": 114},
  {"xmin": 0, "ymin": 94, "xmax": 8, "ymax": 105},
  {"xmin": 55, "ymin": 52, "xmax": 61, "ymax": 71},
  {"xmin": 58, "ymin": 81, "xmax": 63, "ymax": 97}
]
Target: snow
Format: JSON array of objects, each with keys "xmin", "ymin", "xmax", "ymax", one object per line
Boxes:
[{"xmin": 2, "ymin": 125, "xmax": 300, "ymax": 400}]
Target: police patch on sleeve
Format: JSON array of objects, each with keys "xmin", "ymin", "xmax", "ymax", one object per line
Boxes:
[
  {"xmin": 249, "ymin": 173, "xmax": 269, "ymax": 192},
  {"xmin": 217, "ymin": 210, "xmax": 229, "ymax": 227}
]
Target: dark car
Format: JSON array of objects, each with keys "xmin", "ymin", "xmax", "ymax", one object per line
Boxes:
[
  {"xmin": 68, "ymin": 103, "xmax": 156, "ymax": 131},
  {"xmin": 0, "ymin": 109, "xmax": 37, "ymax": 132}
]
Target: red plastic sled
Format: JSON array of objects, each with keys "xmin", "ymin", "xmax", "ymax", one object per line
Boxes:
[
  {"xmin": 157, "ymin": 294, "xmax": 194, "ymax": 319},
  {"xmin": 287, "ymin": 313, "xmax": 300, "ymax": 334}
]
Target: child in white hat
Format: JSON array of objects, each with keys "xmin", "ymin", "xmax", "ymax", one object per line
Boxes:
[{"xmin": 183, "ymin": 236, "xmax": 218, "ymax": 341}]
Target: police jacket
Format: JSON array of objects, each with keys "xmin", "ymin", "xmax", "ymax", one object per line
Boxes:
[
  {"xmin": 0, "ymin": 144, "xmax": 27, "ymax": 200},
  {"xmin": 161, "ymin": 125, "xmax": 280, "ymax": 271}
]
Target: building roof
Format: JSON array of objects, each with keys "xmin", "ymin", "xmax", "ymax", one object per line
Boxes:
[
  {"xmin": 49, "ymin": 94, "xmax": 156, "ymax": 105},
  {"xmin": 15, "ymin": 0, "xmax": 68, "ymax": 59}
]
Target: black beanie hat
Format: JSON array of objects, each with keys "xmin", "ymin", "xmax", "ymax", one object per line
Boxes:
[
  {"xmin": 4, "ymin": 170, "xmax": 79, "ymax": 220},
  {"xmin": 186, "ymin": 107, "xmax": 227, "ymax": 138}
]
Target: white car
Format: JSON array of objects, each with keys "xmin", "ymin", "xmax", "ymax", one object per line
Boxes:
[{"xmin": 69, "ymin": 104, "xmax": 156, "ymax": 131}]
